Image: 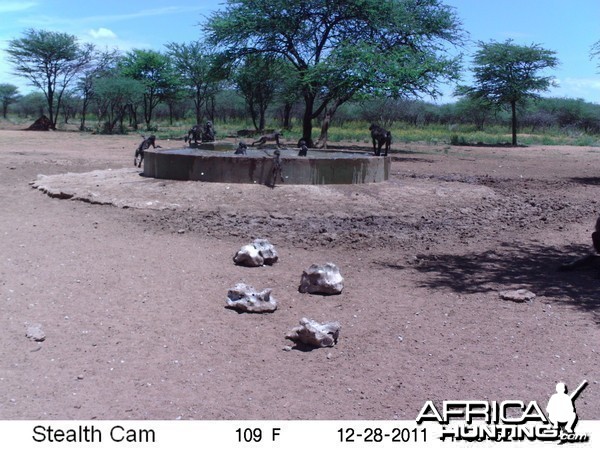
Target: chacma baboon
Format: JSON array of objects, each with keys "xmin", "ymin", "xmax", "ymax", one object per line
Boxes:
[
  {"xmin": 298, "ymin": 139, "xmax": 308, "ymax": 157},
  {"xmin": 369, "ymin": 123, "xmax": 392, "ymax": 156},
  {"xmin": 184, "ymin": 125, "xmax": 201, "ymax": 145},
  {"xmin": 134, "ymin": 135, "xmax": 161, "ymax": 168},
  {"xmin": 234, "ymin": 141, "xmax": 248, "ymax": 155},
  {"xmin": 252, "ymin": 131, "xmax": 282, "ymax": 148},
  {"xmin": 269, "ymin": 149, "xmax": 284, "ymax": 187},
  {"xmin": 559, "ymin": 215, "xmax": 600, "ymax": 271},
  {"xmin": 201, "ymin": 120, "xmax": 215, "ymax": 142}
]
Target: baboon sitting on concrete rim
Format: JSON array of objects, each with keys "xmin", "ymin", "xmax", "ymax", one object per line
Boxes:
[
  {"xmin": 252, "ymin": 131, "xmax": 282, "ymax": 148},
  {"xmin": 369, "ymin": 123, "xmax": 391, "ymax": 156},
  {"xmin": 134, "ymin": 135, "xmax": 161, "ymax": 168},
  {"xmin": 234, "ymin": 141, "xmax": 248, "ymax": 155},
  {"xmin": 298, "ymin": 139, "xmax": 308, "ymax": 157},
  {"xmin": 201, "ymin": 121, "xmax": 215, "ymax": 142},
  {"xmin": 184, "ymin": 125, "xmax": 201, "ymax": 145}
]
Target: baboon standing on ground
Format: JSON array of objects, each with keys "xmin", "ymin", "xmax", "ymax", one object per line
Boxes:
[
  {"xmin": 369, "ymin": 123, "xmax": 392, "ymax": 156},
  {"xmin": 134, "ymin": 135, "xmax": 161, "ymax": 168},
  {"xmin": 252, "ymin": 131, "xmax": 282, "ymax": 148},
  {"xmin": 269, "ymin": 150, "xmax": 284, "ymax": 187}
]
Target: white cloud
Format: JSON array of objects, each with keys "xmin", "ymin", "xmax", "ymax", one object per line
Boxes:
[
  {"xmin": 89, "ymin": 28, "xmax": 117, "ymax": 40},
  {"xmin": 0, "ymin": 1, "xmax": 37, "ymax": 13},
  {"xmin": 549, "ymin": 77, "xmax": 600, "ymax": 103}
]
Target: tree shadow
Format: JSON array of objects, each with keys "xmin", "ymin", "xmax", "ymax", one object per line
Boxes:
[
  {"xmin": 570, "ymin": 177, "xmax": 600, "ymax": 186},
  {"xmin": 377, "ymin": 242, "xmax": 600, "ymax": 324}
]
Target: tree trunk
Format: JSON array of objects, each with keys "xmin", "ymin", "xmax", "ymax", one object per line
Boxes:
[
  {"xmin": 511, "ymin": 100, "xmax": 518, "ymax": 146},
  {"xmin": 302, "ymin": 93, "xmax": 315, "ymax": 147},
  {"xmin": 282, "ymin": 102, "xmax": 292, "ymax": 129},
  {"xmin": 314, "ymin": 97, "xmax": 348, "ymax": 149}
]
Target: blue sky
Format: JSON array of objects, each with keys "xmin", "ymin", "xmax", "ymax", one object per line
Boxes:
[{"xmin": 1, "ymin": 0, "xmax": 600, "ymax": 104}]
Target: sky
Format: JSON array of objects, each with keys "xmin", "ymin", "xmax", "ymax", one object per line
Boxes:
[{"xmin": 1, "ymin": 0, "xmax": 600, "ymax": 104}]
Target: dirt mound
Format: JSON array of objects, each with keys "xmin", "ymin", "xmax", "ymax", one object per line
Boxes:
[{"xmin": 26, "ymin": 115, "xmax": 53, "ymax": 131}]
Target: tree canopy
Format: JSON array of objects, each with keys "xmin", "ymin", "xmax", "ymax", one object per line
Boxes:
[
  {"xmin": 6, "ymin": 29, "xmax": 93, "ymax": 129},
  {"xmin": 204, "ymin": 0, "xmax": 465, "ymax": 146},
  {"xmin": 119, "ymin": 49, "xmax": 180, "ymax": 128},
  {"xmin": 0, "ymin": 83, "xmax": 21, "ymax": 118},
  {"xmin": 456, "ymin": 39, "xmax": 559, "ymax": 145}
]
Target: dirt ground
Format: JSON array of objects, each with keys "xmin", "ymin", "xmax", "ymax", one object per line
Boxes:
[{"xmin": 0, "ymin": 125, "xmax": 598, "ymax": 421}]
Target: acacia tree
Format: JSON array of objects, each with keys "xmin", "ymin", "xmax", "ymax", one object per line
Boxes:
[
  {"xmin": 166, "ymin": 41, "xmax": 223, "ymax": 126},
  {"xmin": 6, "ymin": 29, "xmax": 93, "ymax": 129},
  {"xmin": 77, "ymin": 49, "xmax": 120, "ymax": 131},
  {"xmin": 234, "ymin": 54, "xmax": 286, "ymax": 131},
  {"xmin": 94, "ymin": 77, "xmax": 145, "ymax": 134},
  {"xmin": 205, "ymin": 0, "xmax": 464, "ymax": 147},
  {"xmin": 456, "ymin": 40, "xmax": 558, "ymax": 146},
  {"xmin": 0, "ymin": 84, "xmax": 21, "ymax": 118},
  {"xmin": 119, "ymin": 49, "xmax": 180, "ymax": 129}
]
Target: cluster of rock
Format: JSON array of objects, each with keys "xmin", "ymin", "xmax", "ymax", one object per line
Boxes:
[{"xmin": 228, "ymin": 238, "xmax": 343, "ymax": 348}]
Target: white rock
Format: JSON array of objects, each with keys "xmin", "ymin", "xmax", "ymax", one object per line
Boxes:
[
  {"xmin": 299, "ymin": 262, "xmax": 344, "ymax": 295},
  {"xmin": 233, "ymin": 239, "xmax": 278, "ymax": 267},
  {"xmin": 286, "ymin": 317, "xmax": 341, "ymax": 348},
  {"xmin": 499, "ymin": 289, "xmax": 536, "ymax": 303},
  {"xmin": 226, "ymin": 283, "xmax": 278, "ymax": 313},
  {"xmin": 26, "ymin": 324, "xmax": 46, "ymax": 342}
]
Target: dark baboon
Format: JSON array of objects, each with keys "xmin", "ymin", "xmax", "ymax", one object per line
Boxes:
[
  {"xmin": 369, "ymin": 123, "xmax": 392, "ymax": 156},
  {"xmin": 184, "ymin": 125, "xmax": 201, "ymax": 145},
  {"xmin": 134, "ymin": 135, "xmax": 161, "ymax": 168},
  {"xmin": 201, "ymin": 121, "xmax": 215, "ymax": 142},
  {"xmin": 252, "ymin": 131, "xmax": 282, "ymax": 148},
  {"xmin": 269, "ymin": 150, "xmax": 284, "ymax": 187},
  {"xmin": 234, "ymin": 141, "xmax": 248, "ymax": 155},
  {"xmin": 298, "ymin": 139, "xmax": 308, "ymax": 157}
]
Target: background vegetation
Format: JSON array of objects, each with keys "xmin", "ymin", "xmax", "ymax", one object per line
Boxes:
[{"xmin": 1, "ymin": 0, "xmax": 600, "ymax": 148}]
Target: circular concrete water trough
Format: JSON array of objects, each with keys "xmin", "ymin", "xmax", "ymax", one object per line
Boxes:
[{"xmin": 143, "ymin": 148, "xmax": 389, "ymax": 185}]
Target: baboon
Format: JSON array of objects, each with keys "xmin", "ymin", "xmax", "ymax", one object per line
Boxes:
[
  {"xmin": 269, "ymin": 150, "xmax": 284, "ymax": 187},
  {"xmin": 298, "ymin": 139, "xmax": 308, "ymax": 157},
  {"xmin": 252, "ymin": 131, "xmax": 282, "ymax": 148},
  {"xmin": 184, "ymin": 125, "xmax": 201, "ymax": 145},
  {"xmin": 369, "ymin": 123, "xmax": 392, "ymax": 156},
  {"xmin": 201, "ymin": 120, "xmax": 215, "ymax": 142},
  {"xmin": 134, "ymin": 135, "xmax": 161, "ymax": 168},
  {"xmin": 234, "ymin": 141, "xmax": 248, "ymax": 155},
  {"xmin": 559, "ymin": 215, "xmax": 600, "ymax": 271}
]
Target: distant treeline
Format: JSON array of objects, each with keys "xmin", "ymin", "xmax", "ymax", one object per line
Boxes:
[{"xmin": 6, "ymin": 91, "xmax": 600, "ymax": 135}]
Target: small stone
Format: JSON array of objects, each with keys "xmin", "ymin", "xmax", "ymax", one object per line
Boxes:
[
  {"xmin": 499, "ymin": 289, "xmax": 535, "ymax": 303},
  {"xmin": 26, "ymin": 324, "xmax": 46, "ymax": 342}
]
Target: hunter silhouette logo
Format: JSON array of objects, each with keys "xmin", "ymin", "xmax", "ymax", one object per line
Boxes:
[
  {"xmin": 416, "ymin": 380, "xmax": 590, "ymax": 443},
  {"xmin": 546, "ymin": 380, "xmax": 587, "ymax": 434}
]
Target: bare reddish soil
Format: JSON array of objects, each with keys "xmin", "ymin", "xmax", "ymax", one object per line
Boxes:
[{"xmin": 0, "ymin": 126, "xmax": 598, "ymax": 420}]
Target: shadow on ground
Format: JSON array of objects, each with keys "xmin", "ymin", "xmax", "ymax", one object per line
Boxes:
[
  {"xmin": 377, "ymin": 242, "xmax": 600, "ymax": 324},
  {"xmin": 570, "ymin": 177, "xmax": 600, "ymax": 186}
]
